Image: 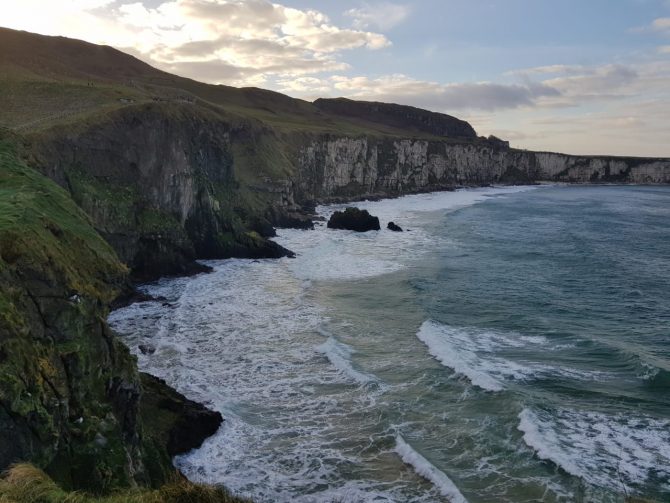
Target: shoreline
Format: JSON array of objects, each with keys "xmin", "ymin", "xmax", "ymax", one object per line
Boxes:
[{"xmin": 110, "ymin": 183, "xmax": 670, "ymax": 503}]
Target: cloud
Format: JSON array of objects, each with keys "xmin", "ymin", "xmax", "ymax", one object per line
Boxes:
[
  {"xmin": 1, "ymin": 0, "xmax": 389, "ymax": 86},
  {"xmin": 542, "ymin": 64, "xmax": 638, "ymax": 97},
  {"xmin": 652, "ymin": 17, "xmax": 670, "ymax": 33},
  {"xmin": 279, "ymin": 74, "xmax": 560, "ymax": 111},
  {"xmin": 503, "ymin": 63, "xmax": 646, "ymax": 108},
  {"xmin": 631, "ymin": 16, "xmax": 670, "ymax": 35},
  {"xmin": 659, "ymin": 45, "xmax": 670, "ymax": 53},
  {"xmin": 344, "ymin": 2, "xmax": 411, "ymax": 31}
]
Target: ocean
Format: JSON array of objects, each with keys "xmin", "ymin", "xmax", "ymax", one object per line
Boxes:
[{"xmin": 109, "ymin": 185, "xmax": 670, "ymax": 502}]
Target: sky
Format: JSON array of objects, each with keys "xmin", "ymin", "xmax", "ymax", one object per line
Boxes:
[{"xmin": 2, "ymin": 0, "xmax": 670, "ymax": 157}]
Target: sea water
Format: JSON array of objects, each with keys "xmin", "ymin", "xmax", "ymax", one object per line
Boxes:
[{"xmin": 109, "ymin": 185, "xmax": 670, "ymax": 502}]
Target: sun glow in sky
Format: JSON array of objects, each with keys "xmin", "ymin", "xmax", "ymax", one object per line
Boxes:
[{"xmin": 2, "ymin": 0, "xmax": 670, "ymax": 156}]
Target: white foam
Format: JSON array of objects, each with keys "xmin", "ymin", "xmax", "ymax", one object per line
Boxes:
[
  {"xmin": 110, "ymin": 259, "xmax": 431, "ymax": 502},
  {"xmin": 395, "ymin": 435, "xmax": 469, "ymax": 503},
  {"xmin": 316, "ymin": 336, "xmax": 377, "ymax": 386},
  {"xmin": 518, "ymin": 407, "xmax": 670, "ymax": 492},
  {"xmin": 416, "ymin": 321, "xmax": 612, "ymax": 391},
  {"xmin": 275, "ymin": 186, "xmax": 540, "ymax": 284},
  {"xmin": 319, "ymin": 185, "xmax": 539, "ymax": 223},
  {"xmin": 417, "ymin": 321, "xmax": 504, "ymax": 391}
]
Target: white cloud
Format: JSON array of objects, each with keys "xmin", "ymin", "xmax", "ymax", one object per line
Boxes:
[
  {"xmin": 284, "ymin": 74, "xmax": 560, "ymax": 111},
  {"xmin": 652, "ymin": 17, "xmax": 670, "ymax": 33},
  {"xmin": 0, "ymin": 0, "xmax": 390, "ymax": 86},
  {"xmin": 344, "ymin": 2, "xmax": 411, "ymax": 31}
]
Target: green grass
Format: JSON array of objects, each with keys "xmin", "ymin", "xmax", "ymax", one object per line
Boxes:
[
  {"xmin": 0, "ymin": 464, "xmax": 250, "ymax": 503},
  {"xmin": 0, "ymin": 138, "xmax": 126, "ymax": 302},
  {"xmin": 0, "ymin": 79, "xmax": 147, "ymax": 131}
]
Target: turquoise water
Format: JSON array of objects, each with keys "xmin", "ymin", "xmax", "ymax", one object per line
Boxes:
[{"xmin": 110, "ymin": 185, "xmax": 670, "ymax": 502}]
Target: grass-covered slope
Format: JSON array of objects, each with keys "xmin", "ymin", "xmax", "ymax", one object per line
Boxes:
[
  {"xmin": 0, "ymin": 27, "xmax": 474, "ymax": 139},
  {"xmin": 0, "ymin": 137, "xmax": 140, "ymax": 490},
  {"xmin": 0, "ymin": 137, "xmax": 227, "ymax": 496}
]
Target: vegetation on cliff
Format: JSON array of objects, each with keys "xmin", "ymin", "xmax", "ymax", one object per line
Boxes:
[
  {"xmin": 0, "ymin": 138, "xmax": 228, "ymax": 497},
  {"xmin": 0, "ymin": 464, "xmax": 249, "ymax": 503}
]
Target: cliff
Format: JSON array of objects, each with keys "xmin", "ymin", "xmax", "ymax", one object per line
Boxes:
[
  {"xmin": 1, "ymin": 28, "xmax": 669, "ymax": 498},
  {"xmin": 0, "ymin": 137, "xmax": 223, "ymax": 494},
  {"xmin": 2, "ymin": 28, "xmax": 669, "ymax": 280},
  {"xmin": 293, "ymin": 137, "xmax": 670, "ymax": 202},
  {"xmin": 313, "ymin": 98, "xmax": 478, "ymax": 139}
]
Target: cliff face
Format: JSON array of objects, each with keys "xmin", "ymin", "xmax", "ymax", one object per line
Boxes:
[
  {"xmin": 292, "ymin": 137, "xmax": 670, "ymax": 202},
  {"xmin": 24, "ymin": 107, "xmax": 670, "ymax": 283},
  {"xmin": 30, "ymin": 104, "xmax": 293, "ymax": 281},
  {"xmin": 25, "ymin": 113, "xmax": 670, "ymax": 283},
  {"xmin": 0, "ymin": 139, "xmax": 221, "ymax": 493}
]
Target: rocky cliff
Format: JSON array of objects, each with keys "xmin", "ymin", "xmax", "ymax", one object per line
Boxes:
[
  {"xmin": 28, "ymin": 103, "xmax": 294, "ymax": 281},
  {"xmin": 21, "ymin": 108, "xmax": 670, "ymax": 282},
  {"xmin": 292, "ymin": 137, "xmax": 670, "ymax": 202},
  {"xmin": 3, "ymin": 28, "xmax": 669, "ymax": 280},
  {"xmin": 0, "ymin": 137, "xmax": 222, "ymax": 494}
]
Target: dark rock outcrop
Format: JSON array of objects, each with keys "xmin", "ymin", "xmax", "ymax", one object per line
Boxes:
[
  {"xmin": 387, "ymin": 221, "xmax": 403, "ymax": 232},
  {"xmin": 327, "ymin": 207, "xmax": 380, "ymax": 232},
  {"xmin": 139, "ymin": 374, "xmax": 222, "ymax": 457},
  {"xmin": 29, "ymin": 103, "xmax": 295, "ymax": 281},
  {"xmin": 271, "ymin": 209, "xmax": 315, "ymax": 230}
]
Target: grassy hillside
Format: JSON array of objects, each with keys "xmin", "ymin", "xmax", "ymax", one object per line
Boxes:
[{"xmin": 0, "ymin": 27, "xmax": 476, "ymax": 139}]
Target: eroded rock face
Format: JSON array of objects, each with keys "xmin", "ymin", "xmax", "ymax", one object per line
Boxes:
[
  {"xmin": 30, "ymin": 103, "xmax": 293, "ymax": 281},
  {"xmin": 294, "ymin": 137, "xmax": 670, "ymax": 203},
  {"xmin": 387, "ymin": 222, "xmax": 403, "ymax": 232},
  {"xmin": 28, "ymin": 103, "xmax": 670, "ymax": 282},
  {"xmin": 0, "ymin": 145, "xmax": 221, "ymax": 493},
  {"xmin": 139, "ymin": 374, "xmax": 222, "ymax": 458},
  {"xmin": 327, "ymin": 207, "xmax": 381, "ymax": 232}
]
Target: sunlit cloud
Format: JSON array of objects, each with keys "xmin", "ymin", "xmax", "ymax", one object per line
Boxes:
[{"xmin": 1, "ymin": 0, "xmax": 389, "ymax": 86}]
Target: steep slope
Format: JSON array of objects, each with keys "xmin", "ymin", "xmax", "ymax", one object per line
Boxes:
[{"xmin": 0, "ymin": 137, "xmax": 222, "ymax": 493}]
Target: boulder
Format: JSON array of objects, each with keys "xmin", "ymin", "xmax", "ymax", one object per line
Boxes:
[
  {"xmin": 327, "ymin": 207, "xmax": 380, "ymax": 232},
  {"xmin": 387, "ymin": 221, "xmax": 403, "ymax": 232}
]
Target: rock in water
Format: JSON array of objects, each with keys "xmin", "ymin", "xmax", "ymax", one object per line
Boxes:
[
  {"xmin": 327, "ymin": 207, "xmax": 380, "ymax": 232},
  {"xmin": 387, "ymin": 221, "xmax": 403, "ymax": 232}
]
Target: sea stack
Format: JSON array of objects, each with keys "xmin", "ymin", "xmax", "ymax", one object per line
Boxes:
[{"xmin": 327, "ymin": 207, "xmax": 381, "ymax": 232}]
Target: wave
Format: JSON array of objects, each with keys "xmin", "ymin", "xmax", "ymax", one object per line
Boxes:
[
  {"xmin": 417, "ymin": 321, "xmax": 504, "ymax": 391},
  {"xmin": 518, "ymin": 407, "xmax": 670, "ymax": 492},
  {"xmin": 643, "ymin": 367, "xmax": 670, "ymax": 389},
  {"xmin": 416, "ymin": 321, "xmax": 618, "ymax": 391},
  {"xmin": 395, "ymin": 435, "xmax": 469, "ymax": 503},
  {"xmin": 316, "ymin": 336, "xmax": 378, "ymax": 386}
]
